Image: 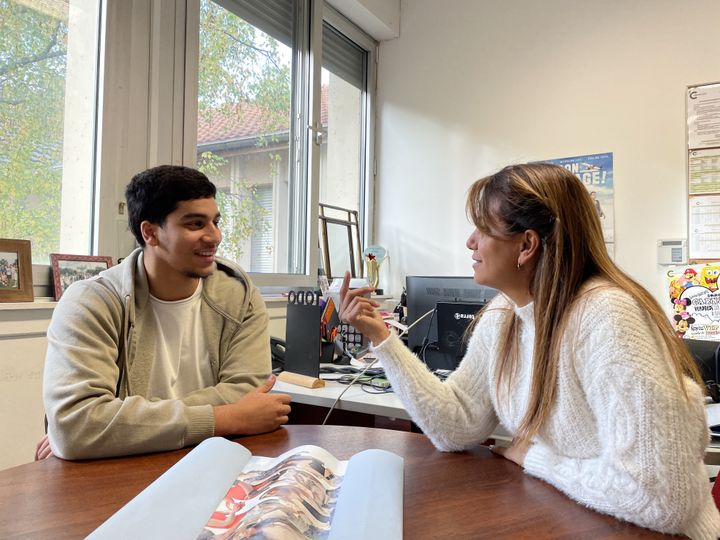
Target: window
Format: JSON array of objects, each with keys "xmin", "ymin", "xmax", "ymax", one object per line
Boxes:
[
  {"xmin": 319, "ymin": 20, "xmax": 368, "ymax": 215},
  {"xmin": 318, "ymin": 13, "xmax": 373, "ymax": 279},
  {"xmin": 0, "ymin": 0, "xmax": 374, "ymax": 288},
  {"xmin": 197, "ymin": 0, "xmax": 297, "ymax": 276},
  {"xmin": 195, "ymin": 0, "xmax": 375, "ymax": 285},
  {"xmin": 0, "ymin": 0, "xmax": 101, "ymax": 264}
]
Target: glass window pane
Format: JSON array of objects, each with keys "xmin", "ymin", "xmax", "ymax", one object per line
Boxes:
[
  {"xmin": 197, "ymin": 0, "xmax": 294, "ymax": 274},
  {"xmin": 0, "ymin": 0, "xmax": 100, "ymax": 263},
  {"xmin": 319, "ymin": 22, "xmax": 367, "ymax": 232}
]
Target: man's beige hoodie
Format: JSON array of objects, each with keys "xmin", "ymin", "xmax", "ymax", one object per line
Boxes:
[{"xmin": 43, "ymin": 248, "xmax": 270, "ymax": 459}]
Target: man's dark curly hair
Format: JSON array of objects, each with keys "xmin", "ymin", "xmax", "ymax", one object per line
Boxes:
[{"xmin": 125, "ymin": 165, "xmax": 216, "ymax": 246}]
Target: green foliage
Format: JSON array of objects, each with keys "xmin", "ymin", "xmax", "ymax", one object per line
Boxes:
[
  {"xmin": 197, "ymin": 151, "xmax": 271, "ymax": 264},
  {"xmin": 0, "ymin": 0, "xmax": 67, "ymax": 262},
  {"xmin": 198, "ymin": 0, "xmax": 290, "ymax": 131},
  {"xmin": 0, "ymin": 0, "xmax": 289, "ymax": 266}
]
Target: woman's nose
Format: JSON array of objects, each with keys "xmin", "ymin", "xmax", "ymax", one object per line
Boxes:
[{"xmin": 466, "ymin": 232, "xmax": 476, "ymax": 250}]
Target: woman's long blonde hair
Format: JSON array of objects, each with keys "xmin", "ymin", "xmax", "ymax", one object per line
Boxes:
[{"xmin": 466, "ymin": 163, "xmax": 702, "ymax": 444}]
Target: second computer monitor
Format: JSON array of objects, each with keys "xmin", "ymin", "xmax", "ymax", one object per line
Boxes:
[{"xmin": 405, "ymin": 275, "xmax": 497, "ymax": 353}]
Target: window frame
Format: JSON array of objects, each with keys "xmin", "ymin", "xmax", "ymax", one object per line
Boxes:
[{"xmin": 322, "ymin": 4, "xmax": 377, "ymax": 254}]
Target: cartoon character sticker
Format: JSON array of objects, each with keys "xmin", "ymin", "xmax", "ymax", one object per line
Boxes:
[
  {"xmin": 673, "ymin": 297, "xmax": 691, "ymax": 316},
  {"xmin": 701, "ymin": 265, "xmax": 720, "ymax": 292},
  {"xmin": 680, "ymin": 268, "xmax": 700, "ymax": 289},
  {"xmin": 674, "ymin": 312, "xmax": 695, "ymax": 338}
]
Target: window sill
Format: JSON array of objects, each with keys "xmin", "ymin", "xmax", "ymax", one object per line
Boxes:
[{"xmin": 0, "ymin": 299, "xmax": 58, "ymax": 311}]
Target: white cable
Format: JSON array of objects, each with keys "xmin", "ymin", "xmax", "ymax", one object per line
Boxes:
[{"xmin": 321, "ymin": 307, "xmax": 436, "ymax": 425}]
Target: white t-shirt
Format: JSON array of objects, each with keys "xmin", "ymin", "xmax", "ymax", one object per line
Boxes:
[{"xmin": 145, "ymin": 280, "xmax": 213, "ymax": 400}]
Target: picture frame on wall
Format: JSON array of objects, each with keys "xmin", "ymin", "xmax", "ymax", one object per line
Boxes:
[
  {"xmin": 50, "ymin": 253, "xmax": 113, "ymax": 301},
  {"xmin": 0, "ymin": 238, "xmax": 34, "ymax": 302}
]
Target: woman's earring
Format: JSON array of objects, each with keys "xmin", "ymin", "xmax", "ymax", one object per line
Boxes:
[{"xmin": 516, "ymin": 262, "xmax": 522, "ymax": 271}]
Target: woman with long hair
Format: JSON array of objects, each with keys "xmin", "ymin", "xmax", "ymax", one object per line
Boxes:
[{"xmin": 339, "ymin": 163, "xmax": 720, "ymax": 538}]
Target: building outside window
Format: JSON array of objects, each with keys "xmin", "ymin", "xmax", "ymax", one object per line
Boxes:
[{"xmin": 196, "ymin": 0, "xmax": 373, "ymax": 281}]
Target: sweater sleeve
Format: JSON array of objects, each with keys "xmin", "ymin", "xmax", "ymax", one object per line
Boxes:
[
  {"xmin": 43, "ymin": 280, "xmax": 214, "ymax": 460},
  {"xmin": 523, "ymin": 289, "xmax": 716, "ymax": 536},
  {"xmin": 372, "ymin": 321, "xmax": 499, "ymax": 451}
]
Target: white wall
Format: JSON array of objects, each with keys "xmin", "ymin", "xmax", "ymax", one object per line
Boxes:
[
  {"xmin": 374, "ymin": 0, "xmax": 720, "ymax": 307},
  {"xmin": 0, "ymin": 306, "xmax": 52, "ymax": 471}
]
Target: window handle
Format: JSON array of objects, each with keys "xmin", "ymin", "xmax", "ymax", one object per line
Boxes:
[{"xmin": 307, "ymin": 123, "xmax": 326, "ymax": 146}]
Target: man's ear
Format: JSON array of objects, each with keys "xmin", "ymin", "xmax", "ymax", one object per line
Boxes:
[
  {"xmin": 518, "ymin": 229, "xmax": 541, "ymax": 267},
  {"xmin": 140, "ymin": 221, "xmax": 160, "ymax": 247}
]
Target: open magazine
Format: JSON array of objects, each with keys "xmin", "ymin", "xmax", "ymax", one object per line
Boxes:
[{"xmin": 88, "ymin": 437, "xmax": 404, "ymax": 540}]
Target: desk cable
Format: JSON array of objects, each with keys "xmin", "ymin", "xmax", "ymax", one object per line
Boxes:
[
  {"xmin": 418, "ymin": 307, "xmax": 438, "ymax": 366},
  {"xmin": 321, "ymin": 308, "xmax": 436, "ymax": 426}
]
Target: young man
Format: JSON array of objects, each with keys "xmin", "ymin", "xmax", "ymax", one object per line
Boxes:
[{"xmin": 39, "ymin": 165, "xmax": 290, "ymax": 460}]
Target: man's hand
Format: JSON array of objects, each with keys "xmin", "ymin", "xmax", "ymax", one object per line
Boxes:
[
  {"xmin": 213, "ymin": 375, "xmax": 291, "ymax": 436},
  {"xmin": 34, "ymin": 434, "xmax": 54, "ymax": 461},
  {"xmin": 338, "ymin": 271, "xmax": 390, "ymax": 344},
  {"xmin": 490, "ymin": 438, "xmax": 530, "ymax": 467}
]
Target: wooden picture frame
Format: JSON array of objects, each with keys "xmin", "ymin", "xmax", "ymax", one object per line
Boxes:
[
  {"xmin": 0, "ymin": 239, "xmax": 34, "ymax": 302},
  {"xmin": 318, "ymin": 203, "xmax": 363, "ymax": 280},
  {"xmin": 50, "ymin": 253, "xmax": 113, "ymax": 301}
]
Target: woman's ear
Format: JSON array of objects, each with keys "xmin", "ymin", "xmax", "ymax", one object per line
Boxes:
[{"xmin": 518, "ymin": 229, "xmax": 541, "ymax": 267}]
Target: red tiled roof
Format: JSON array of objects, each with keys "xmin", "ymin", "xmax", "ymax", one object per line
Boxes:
[{"xmin": 197, "ymin": 85, "xmax": 328, "ymax": 145}]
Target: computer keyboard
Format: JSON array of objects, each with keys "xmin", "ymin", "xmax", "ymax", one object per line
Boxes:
[
  {"xmin": 319, "ymin": 365, "xmax": 385, "ymax": 377},
  {"xmin": 319, "ymin": 365, "xmax": 359, "ymax": 375}
]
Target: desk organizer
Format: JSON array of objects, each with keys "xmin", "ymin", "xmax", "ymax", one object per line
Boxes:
[{"xmin": 284, "ymin": 302, "xmax": 334, "ymax": 376}]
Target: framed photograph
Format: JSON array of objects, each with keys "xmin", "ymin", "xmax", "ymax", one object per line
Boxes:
[
  {"xmin": 0, "ymin": 239, "xmax": 34, "ymax": 302},
  {"xmin": 50, "ymin": 253, "xmax": 113, "ymax": 300}
]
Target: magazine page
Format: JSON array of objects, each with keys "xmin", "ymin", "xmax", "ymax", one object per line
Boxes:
[
  {"xmin": 198, "ymin": 446, "xmax": 403, "ymax": 540},
  {"xmin": 198, "ymin": 445, "xmax": 347, "ymax": 539},
  {"xmin": 328, "ymin": 449, "xmax": 403, "ymax": 540},
  {"xmin": 88, "ymin": 437, "xmax": 252, "ymax": 540}
]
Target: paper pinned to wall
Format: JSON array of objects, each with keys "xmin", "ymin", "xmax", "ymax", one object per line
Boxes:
[
  {"xmin": 687, "ymin": 83, "xmax": 720, "ymax": 151},
  {"xmin": 689, "ymin": 149, "xmax": 720, "ymax": 195},
  {"xmin": 689, "ymin": 195, "xmax": 720, "ymax": 260}
]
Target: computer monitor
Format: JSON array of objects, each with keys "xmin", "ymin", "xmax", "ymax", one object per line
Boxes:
[
  {"xmin": 436, "ymin": 302, "xmax": 481, "ymax": 357},
  {"xmin": 683, "ymin": 338, "xmax": 719, "ymax": 383},
  {"xmin": 405, "ymin": 276, "xmax": 497, "ymax": 369}
]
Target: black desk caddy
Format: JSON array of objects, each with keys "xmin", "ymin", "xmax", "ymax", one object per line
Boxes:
[{"xmin": 284, "ymin": 291, "xmax": 335, "ymax": 377}]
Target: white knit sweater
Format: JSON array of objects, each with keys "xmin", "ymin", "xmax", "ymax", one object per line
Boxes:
[{"xmin": 372, "ymin": 283, "xmax": 720, "ymax": 539}]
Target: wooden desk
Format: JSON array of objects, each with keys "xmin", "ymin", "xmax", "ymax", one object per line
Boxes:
[{"xmin": 0, "ymin": 425, "xmax": 674, "ymax": 539}]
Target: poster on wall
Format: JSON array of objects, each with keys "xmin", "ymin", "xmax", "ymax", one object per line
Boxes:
[
  {"xmin": 542, "ymin": 152, "xmax": 614, "ymax": 245},
  {"xmin": 667, "ymin": 263, "xmax": 720, "ymax": 340},
  {"xmin": 687, "ymin": 83, "xmax": 720, "ymax": 150}
]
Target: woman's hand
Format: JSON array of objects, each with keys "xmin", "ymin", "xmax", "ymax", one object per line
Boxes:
[
  {"xmin": 490, "ymin": 438, "xmax": 529, "ymax": 467},
  {"xmin": 338, "ymin": 271, "xmax": 390, "ymax": 344}
]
